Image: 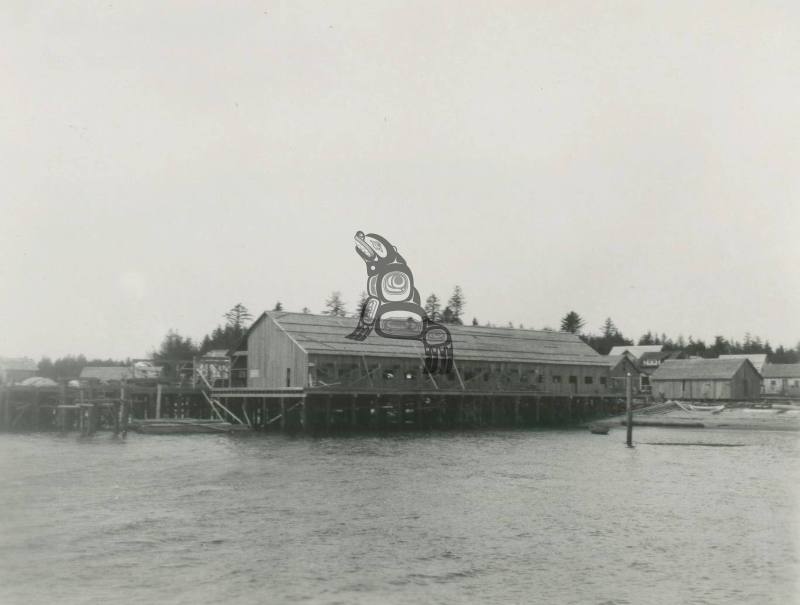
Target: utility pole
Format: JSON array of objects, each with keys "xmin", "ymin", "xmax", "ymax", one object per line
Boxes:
[{"xmin": 626, "ymin": 372, "xmax": 633, "ymax": 447}]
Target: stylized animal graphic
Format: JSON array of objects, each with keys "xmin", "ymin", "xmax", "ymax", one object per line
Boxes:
[{"xmin": 346, "ymin": 231, "xmax": 453, "ymax": 374}]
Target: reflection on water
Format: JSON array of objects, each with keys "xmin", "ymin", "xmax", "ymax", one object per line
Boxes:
[{"xmin": 1, "ymin": 429, "xmax": 798, "ymax": 604}]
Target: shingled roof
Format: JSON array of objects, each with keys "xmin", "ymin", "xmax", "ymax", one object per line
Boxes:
[
  {"xmin": 254, "ymin": 312, "xmax": 607, "ymax": 366},
  {"xmin": 762, "ymin": 363, "xmax": 800, "ymax": 379},
  {"xmin": 651, "ymin": 358, "xmax": 755, "ymax": 381}
]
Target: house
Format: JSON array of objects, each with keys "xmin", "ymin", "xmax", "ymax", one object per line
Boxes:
[
  {"xmin": 0, "ymin": 357, "xmax": 38, "ymax": 385},
  {"xmin": 605, "ymin": 355, "xmax": 644, "ymax": 394},
  {"xmin": 761, "ymin": 364, "xmax": 800, "ymax": 397},
  {"xmin": 718, "ymin": 354, "xmax": 767, "ymax": 374},
  {"xmin": 79, "ymin": 366, "xmax": 134, "ymax": 384},
  {"xmin": 607, "ymin": 345, "xmax": 664, "ymax": 360},
  {"xmin": 650, "ymin": 358, "xmax": 762, "ymax": 401},
  {"xmin": 241, "ymin": 311, "xmax": 612, "ymax": 396},
  {"xmin": 638, "ymin": 350, "xmax": 686, "ymax": 370}
]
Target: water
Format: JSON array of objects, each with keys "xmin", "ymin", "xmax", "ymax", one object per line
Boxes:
[{"xmin": 1, "ymin": 429, "xmax": 798, "ymax": 605}]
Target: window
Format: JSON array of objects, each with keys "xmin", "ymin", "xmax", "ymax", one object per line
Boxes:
[
  {"xmin": 600, "ymin": 377, "xmax": 607, "ymax": 386},
  {"xmin": 383, "ymin": 370, "xmax": 395, "ymax": 380},
  {"xmin": 404, "ymin": 370, "xmax": 416, "ymax": 380},
  {"xmin": 537, "ymin": 374, "xmax": 544, "ymax": 383},
  {"xmin": 584, "ymin": 376, "xmax": 593, "ymax": 385},
  {"xmin": 552, "ymin": 375, "xmax": 562, "ymax": 384},
  {"xmin": 286, "ymin": 368, "xmax": 291, "ymax": 387},
  {"xmin": 569, "ymin": 376, "xmax": 577, "ymax": 385}
]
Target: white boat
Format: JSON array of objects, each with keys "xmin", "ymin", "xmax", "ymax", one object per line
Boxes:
[{"xmin": 674, "ymin": 401, "xmax": 725, "ymax": 413}]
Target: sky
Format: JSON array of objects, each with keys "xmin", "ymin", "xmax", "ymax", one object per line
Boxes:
[{"xmin": 2, "ymin": 1, "xmax": 799, "ymax": 360}]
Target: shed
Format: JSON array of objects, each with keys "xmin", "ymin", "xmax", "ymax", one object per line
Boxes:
[
  {"xmin": 0, "ymin": 357, "xmax": 38, "ymax": 385},
  {"xmin": 243, "ymin": 311, "xmax": 612, "ymax": 396},
  {"xmin": 650, "ymin": 358, "xmax": 761, "ymax": 401},
  {"xmin": 761, "ymin": 364, "xmax": 800, "ymax": 396},
  {"xmin": 605, "ymin": 355, "xmax": 644, "ymax": 394}
]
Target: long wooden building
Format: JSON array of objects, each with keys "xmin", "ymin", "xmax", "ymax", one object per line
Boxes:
[{"xmin": 223, "ymin": 311, "xmax": 624, "ymax": 431}]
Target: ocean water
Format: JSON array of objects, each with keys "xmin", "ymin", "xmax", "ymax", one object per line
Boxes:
[{"xmin": 0, "ymin": 428, "xmax": 798, "ymax": 605}]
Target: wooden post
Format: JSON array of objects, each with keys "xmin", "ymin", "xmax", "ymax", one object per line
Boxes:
[
  {"xmin": 325, "ymin": 395, "xmax": 332, "ymax": 433},
  {"xmin": 514, "ymin": 396, "xmax": 521, "ymax": 426},
  {"xmin": 626, "ymin": 372, "xmax": 633, "ymax": 447},
  {"xmin": 280, "ymin": 397, "xmax": 286, "ymax": 431},
  {"xmin": 155, "ymin": 383, "xmax": 162, "ymax": 419},
  {"xmin": 351, "ymin": 395, "xmax": 358, "ymax": 430},
  {"xmin": 0, "ymin": 387, "xmax": 7, "ymax": 431}
]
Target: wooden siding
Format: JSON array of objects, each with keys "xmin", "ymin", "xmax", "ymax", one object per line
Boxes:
[
  {"xmin": 652, "ymin": 361, "xmax": 761, "ymax": 400},
  {"xmin": 307, "ymin": 353, "xmax": 611, "ymax": 395},
  {"xmin": 247, "ymin": 316, "xmax": 308, "ymax": 388}
]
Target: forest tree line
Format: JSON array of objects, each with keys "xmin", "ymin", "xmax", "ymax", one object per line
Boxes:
[{"xmin": 32, "ymin": 293, "xmax": 800, "ymax": 380}]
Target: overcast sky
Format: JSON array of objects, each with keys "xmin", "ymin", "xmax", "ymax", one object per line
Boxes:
[{"xmin": 2, "ymin": 1, "xmax": 798, "ymax": 360}]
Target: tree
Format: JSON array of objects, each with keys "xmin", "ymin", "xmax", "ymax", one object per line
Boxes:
[
  {"xmin": 446, "ymin": 286, "xmax": 465, "ymax": 325},
  {"xmin": 424, "ymin": 293, "xmax": 441, "ymax": 321},
  {"xmin": 302, "ymin": 307, "xmax": 311, "ymax": 314},
  {"xmin": 153, "ymin": 330, "xmax": 198, "ymax": 361},
  {"xmin": 472, "ymin": 317, "xmax": 479, "ymax": 326},
  {"xmin": 273, "ymin": 301, "xmax": 283, "ymax": 311},
  {"xmin": 601, "ymin": 317, "xmax": 617, "ymax": 338},
  {"xmin": 224, "ymin": 303, "xmax": 252, "ymax": 332},
  {"xmin": 354, "ymin": 291, "xmax": 369, "ymax": 318},
  {"xmin": 323, "ymin": 291, "xmax": 347, "ymax": 317},
  {"xmin": 560, "ymin": 311, "xmax": 585, "ymax": 334}
]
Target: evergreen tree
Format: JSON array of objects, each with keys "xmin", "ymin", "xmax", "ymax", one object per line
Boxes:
[
  {"xmin": 302, "ymin": 307, "xmax": 311, "ymax": 314},
  {"xmin": 560, "ymin": 311, "xmax": 585, "ymax": 334},
  {"xmin": 446, "ymin": 286, "xmax": 465, "ymax": 325},
  {"xmin": 323, "ymin": 291, "xmax": 347, "ymax": 317},
  {"xmin": 224, "ymin": 303, "xmax": 252, "ymax": 332},
  {"xmin": 472, "ymin": 317, "xmax": 479, "ymax": 326},
  {"xmin": 153, "ymin": 330, "xmax": 198, "ymax": 361},
  {"xmin": 354, "ymin": 291, "xmax": 369, "ymax": 318},
  {"xmin": 273, "ymin": 301, "xmax": 283, "ymax": 311},
  {"xmin": 424, "ymin": 293, "xmax": 442, "ymax": 321}
]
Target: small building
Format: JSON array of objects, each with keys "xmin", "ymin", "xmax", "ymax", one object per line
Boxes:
[
  {"xmin": 607, "ymin": 345, "xmax": 664, "ymax": 360},
  {"xmin": 0, "ymin": 357, "xmax": 38, "ymax": 385},
  {"xmin": 761, "ymin": 364, "xmax": 800, "ymax": 397},
  {"xmin": 605, "ymin": 355, "xmax": 644, "ymax": 394},
  {"xmin": 80, "ymin": 366, "xmax": 134, "ymax": 384},
  {"xmin": 719, "ymin": 354, "xmax": 767, "ymax": 374},
  {"xmin": 650, "ymin": 358, "xmax": 762, "ymax": 401},
  {"xmin": 638, "ymin": 350, "xmax": 685, "ymax": 370}
]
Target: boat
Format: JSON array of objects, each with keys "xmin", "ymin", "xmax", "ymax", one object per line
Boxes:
[
  {"xmin": 772, "ymin": 404, "xmax": 800, "ymax": 412},
  {"xmin": 589, "ymin": 424, "xmax": 610, "ymax": 435},
  {"xmin": 674, "ymin": 401, "xmax": 725, "ymax": 413}
]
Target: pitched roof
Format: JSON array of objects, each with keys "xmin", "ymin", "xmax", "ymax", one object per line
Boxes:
[
  {"xmin": 761, "ymin": 363, "xmax": 800, "ymax": 379},
  {"xmin": 0, "ymin": 357, "xmax": 38, "ymax": 371},
  {"xmin": 256, "ymin": 312, "xmax": 608, "ymax": 366},
  {"xmin": 608, "ymin": 345, "xmax": 663, "ymax": 358},
  {"xmin": 640, "ymin": 350, "xmax": 683, "ymax": 362},
  {"xmin": 719, "ymin": 354, "xmax": 767, "ymax": 372},
  {"xmin": 651, "ymin": 358, "xmax": 755, "ymax": 381},
  {"xmin": 80, "ymin": 366, "xmax": 134, "ymax": 381}
]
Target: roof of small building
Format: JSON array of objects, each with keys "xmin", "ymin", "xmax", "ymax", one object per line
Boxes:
[
  {"xmin": 651, "ymin": 358, "xmax": 756, "ymax": 381},
  {"xmin": 719, "ymin": 354, "xmax": 767, "ymax": 372},
  {"xmin": 0, "ymin": 357, "xmax": 38, "ymax": 371},
  {"xmin": 608, "ymin": 345, "xmax": 663, "ymax": 358},
  {"xmin": 202, "ymin": 349, "xmax": 230, "ymax": 358},
  {"xmin": 640, "ymin": 350, "xmax": 683, "ymax": 362},
  {"xmin": 80, "ymin": 366, "xmax": 134, "ymax": 381},
  {"xmin": 253, "ymin": 312, "xmax": 608, "ymax": 366},
  {"xmin": 761, "ymin": 363, "xmax": 800, "ymax": 379}
]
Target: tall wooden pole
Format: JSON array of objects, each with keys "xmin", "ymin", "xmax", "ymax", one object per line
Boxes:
[{"xmin": 626, "ymin": 372, "xmax": 633, "ymax": 447}]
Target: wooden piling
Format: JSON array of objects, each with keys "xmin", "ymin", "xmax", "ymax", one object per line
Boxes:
[
  {"xmin": 155, "ymin": 383, "xmax": 162, "ymax": 419},
  {"xmin": 626, "ymin": 373, "xmax": 633, "ymax": 447}
]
